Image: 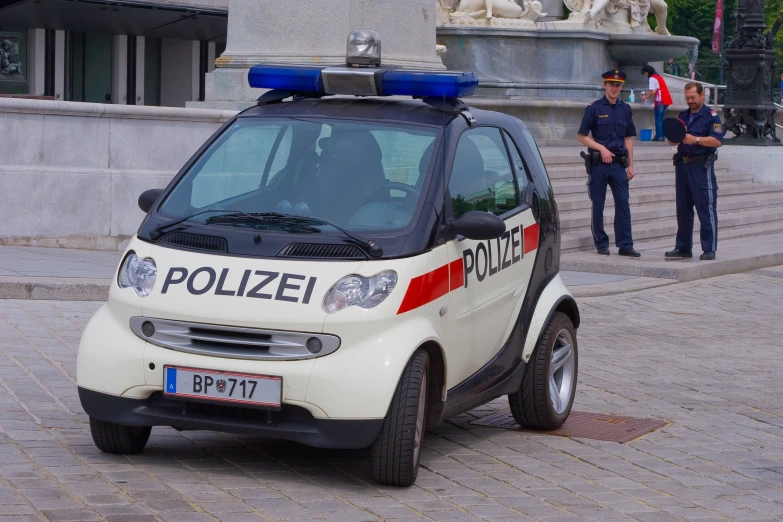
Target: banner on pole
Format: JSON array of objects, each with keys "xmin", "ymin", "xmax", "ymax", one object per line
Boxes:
[{"xmin": 712, "ymin": 0, "xmax": 723, "ymax": 54}]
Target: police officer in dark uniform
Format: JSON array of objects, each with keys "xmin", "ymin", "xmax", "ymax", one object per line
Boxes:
[
  {"xmin": 577, "ymin": 70, "xmax": 641, "ymax": 257},
  {"xmin": 665, "ymin": 82, "xmax": 723, "ymax": 261}
]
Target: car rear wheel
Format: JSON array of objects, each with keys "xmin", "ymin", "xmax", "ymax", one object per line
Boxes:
[
  {"xmin": 508, "ymin": 312, "xmax": 577, "ymax": 430},
  {"xmin": 371, "ymin": 349, "xmax": 429, "ymax": 487},
  {"xmin": 89, "ymin": 417, "xmax": 151, "ymax": 454}
]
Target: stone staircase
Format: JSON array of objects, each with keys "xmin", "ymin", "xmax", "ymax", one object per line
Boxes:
[{"xmin": 541, "ymin": 145, "xmax": 783, "ymax": 253}]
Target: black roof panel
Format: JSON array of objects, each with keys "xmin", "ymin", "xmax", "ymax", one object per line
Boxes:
[{"xmin": 239, "ymin": 97, "xmax": 464, "ymax": 127}]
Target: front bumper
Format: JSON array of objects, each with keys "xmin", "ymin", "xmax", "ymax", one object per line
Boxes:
[{"xmin": 78, "ymin": 387, "xmax": 383, "ymax": 449}]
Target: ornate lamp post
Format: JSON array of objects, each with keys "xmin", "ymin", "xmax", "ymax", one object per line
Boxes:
[{"xmin": 722, "ymin": 0, "xmax": 781, "ymax": 146}]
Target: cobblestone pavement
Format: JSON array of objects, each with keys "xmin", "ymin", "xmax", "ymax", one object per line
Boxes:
[{"xmin": 2, "ymin": 270, "xmax": 783, "ymax": 521}]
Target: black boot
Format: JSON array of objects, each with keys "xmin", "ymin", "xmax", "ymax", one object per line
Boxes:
[
  {"xmin": 665, "ymin": 248, "xmax": 692, "ymax": 259},
  {"xmin": 618, "ymin": 248, "xmax": 641, "ymax": 257}
]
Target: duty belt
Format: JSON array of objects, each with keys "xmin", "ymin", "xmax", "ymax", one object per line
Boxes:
[{"xmin": 677, "ymin": 154, "xmax": 711, "ymax": 165}]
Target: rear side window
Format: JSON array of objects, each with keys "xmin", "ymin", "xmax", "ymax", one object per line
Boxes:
[
  {"xmin": 520, "ymin": 129, "xmax": 549, "ymax": 180},
  {"xmin": 449, "ymin": 127, "xmax": 518, "ymax": 219},
  {"xmin": 502, "ymin": 131, "xmax": 531, "ymax": 201}
]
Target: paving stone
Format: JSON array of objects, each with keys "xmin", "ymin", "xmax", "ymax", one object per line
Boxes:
[{"xmin": 2, "ymin": 273, "xmax": 783, "ymax": 521}]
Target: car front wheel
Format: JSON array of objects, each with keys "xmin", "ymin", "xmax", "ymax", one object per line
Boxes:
[
  {"xmin": 370, "ymin": 349, "xmax": 429, "ymax": 487},
  {"xmin": 89, "ymin": 417, "xmax": 151, "ymax": 454},
  {"xmin": 509, "ymin": 311, "xmax": 577, "ymax": 430}
]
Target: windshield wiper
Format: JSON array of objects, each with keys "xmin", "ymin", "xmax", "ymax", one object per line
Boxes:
[
  {"xmin": 148, "ymin": 209, "xmax": 242, "ymax": 239},
  {"xmin": 211, "ymin": 212, "xmax": 383, "ymax": 258}
]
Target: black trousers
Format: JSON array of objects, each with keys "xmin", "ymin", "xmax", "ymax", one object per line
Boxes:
[
  {"xmin": 675, "ymin": 161, "xmax": 718, "ymax": 253},
  {"xmin": 589, "ymin": 161, "xmax": 633, "ymax": 250}
]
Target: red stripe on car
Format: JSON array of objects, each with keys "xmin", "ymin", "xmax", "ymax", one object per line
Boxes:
[
  {"xmin": 397, "ymin": 264, "xmax": 450, "ymax": 315},
  {"xmin": 448, "ymin": 258, "xmax": 464, "ymax": 292},
  {"xmin": 524, "ymin": 223, "xmax": 539, "ymax": 254}
]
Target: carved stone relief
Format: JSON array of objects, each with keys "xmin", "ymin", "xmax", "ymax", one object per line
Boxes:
[{"xmin": 0, "ymin": 34, "xmax": 24, "ymax": 82}]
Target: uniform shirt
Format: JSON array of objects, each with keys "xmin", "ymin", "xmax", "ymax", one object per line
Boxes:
[
  {"xmin": 677, "ymin": 104, "xmax": 724, "ymax": 157},
  {"xmin": 578, "ymin": 96, "xmax": 637, "ymax": 155}
]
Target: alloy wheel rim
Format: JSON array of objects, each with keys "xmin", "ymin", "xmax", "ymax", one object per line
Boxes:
[
  {"xmin": 549, "ymin": 328, "xmax": 575, "ymax": 415},
  {"xmin": 412, "ymin": 370, "xmax": 428, "ymax": 465}
]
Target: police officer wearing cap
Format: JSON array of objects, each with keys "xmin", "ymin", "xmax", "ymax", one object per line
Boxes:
[
  {"xmin": 665, "ymin": 82, "xmax": 723, "ymax": 261},
  {"xmin": 577, "ymin": 69, "xmax": 641, "ymax": 257}
]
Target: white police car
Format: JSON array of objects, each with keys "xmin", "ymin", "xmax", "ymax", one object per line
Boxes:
[{"xmin": 77, "ymin": 31, "xmax": 580, "ymax": 487}]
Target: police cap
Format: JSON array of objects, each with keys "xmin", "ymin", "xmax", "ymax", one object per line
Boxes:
[{"xmin": 601, "ymin": 69, "xmax": 627, "ymax": 83}]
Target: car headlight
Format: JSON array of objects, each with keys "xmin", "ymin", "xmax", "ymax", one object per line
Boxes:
[
  {"xmin": 323, "ymin": 271, "xmax": 397, "ymax": 314},
  {"xmin": 118, "ymin": 252, "xmax": 157, "ymax": 298}
]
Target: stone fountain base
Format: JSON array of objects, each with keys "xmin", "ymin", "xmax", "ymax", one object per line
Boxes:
[{"xmin": 436, "ymin": 26, "xmax": 698, "ymax": 101}]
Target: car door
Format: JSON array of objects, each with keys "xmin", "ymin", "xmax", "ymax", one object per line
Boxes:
[{"xmin": 445, "ymin": 127, "xmax": 539, "ymax": 384}]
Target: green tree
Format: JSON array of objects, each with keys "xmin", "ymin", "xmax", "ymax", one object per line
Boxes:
[{"xmin": 663, "ymin": 0, "xmax": 782, "ymax": 86}]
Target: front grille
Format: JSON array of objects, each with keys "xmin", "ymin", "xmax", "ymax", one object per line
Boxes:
[
  {"xmin": 149, "ymin": 392, "xmax": 315, "ymax": 423},
  {"xmin": 159, "ymin": 232, "xmax": 228, "ymax": 253},
  {"xmin": 130, "ymin": 317, "xmax": 341, "ymax": 361},
  {"xmin": 277, "ymin": 243, "xmax": 365, "ymax": 259}
]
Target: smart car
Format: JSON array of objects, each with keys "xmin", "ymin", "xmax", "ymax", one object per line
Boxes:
[{"xmin": 77, "ymin": 31, "xmax": 580, "ymax": 487}]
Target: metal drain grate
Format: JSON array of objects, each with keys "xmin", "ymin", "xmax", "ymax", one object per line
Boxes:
[{"xmin": 470, "ymin": 410, "xmax": 667, "ymax": 443}]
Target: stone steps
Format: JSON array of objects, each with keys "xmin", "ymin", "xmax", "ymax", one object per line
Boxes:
[
  {"xmin": 556, "ymin": 181, "xmax": 783, "ymax": 212},
  {"xmin": 541, "ymin": 146, "xmax": 783, "ymax": 253},
  {"xmin": 541, "ymin": 147, "xmax": 676, "ymax": 166},
  {"xmin": 551, "ymin": 171, "xmax": 752, "ymax": 196},
  {"xmin": 559, "ymin": 192, "xmax": 783, "ymax": 232},
  {"xmin": 546, "ymin": 161, "xmax": 731, "ymax": 181},
  {"xmin": 561, "ymin": 205, "xmax": 783, "ymax": 252}
]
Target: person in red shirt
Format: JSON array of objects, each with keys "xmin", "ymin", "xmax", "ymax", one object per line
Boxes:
[{"xmin": 640, "ymin": 65, "xmax": 673, "ymax": 141}]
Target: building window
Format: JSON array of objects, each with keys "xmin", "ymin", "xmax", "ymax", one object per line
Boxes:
[{"xmin": 68, "ymin": 32, "xmax": 113, "ymax": 103}]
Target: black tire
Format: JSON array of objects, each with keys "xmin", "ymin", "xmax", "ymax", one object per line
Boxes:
[
  {"xmin": 89, "ymin": 417, "xmax": 151, "ymax": 454},
  {"xmin": 371, "ymin": 349, "xmax": 430, "ymax": 487},
  {"xmin": 509, "ymin": 311, "xmax": 577, "ymax": 430}
]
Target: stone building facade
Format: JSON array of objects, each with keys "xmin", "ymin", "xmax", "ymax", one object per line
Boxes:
[{"xmin": 0, "ymin": 0, "xmax": 229, "ymax": 106}]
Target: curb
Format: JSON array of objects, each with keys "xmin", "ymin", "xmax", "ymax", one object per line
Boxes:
[
  {"xmin": 562, "ymin": 251, "xmax": 783, "ymax": 283},
  {"xmin": 0, "ymin": 277, "xmax": 109, "ymax": 301}
]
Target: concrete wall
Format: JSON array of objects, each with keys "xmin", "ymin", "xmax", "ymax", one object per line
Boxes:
[
  {"xmin": 469, "ymin": 98, "xmax": 686, "ymax": 145},
  {"xmin": 0, "ymin": 98, "xmax": 235, "ymax": 250}
]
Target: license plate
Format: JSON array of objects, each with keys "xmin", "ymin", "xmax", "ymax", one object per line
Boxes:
[{"xmin": 163, "ymin": 366, "xmax": 282, "ymax": 408}]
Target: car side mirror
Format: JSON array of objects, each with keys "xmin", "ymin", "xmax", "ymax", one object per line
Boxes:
[
  {"xmin": 138, "ymin": 189, "xmax": 164, "ymax": 213},
  {"xmin": 449, "ymin": 210, "xmax": 506, "ymax": 240}
]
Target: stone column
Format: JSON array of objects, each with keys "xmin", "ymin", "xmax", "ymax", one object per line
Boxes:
[{"xmin": 196, "ymin": 0, "xmax": 444, "ymax": 109}]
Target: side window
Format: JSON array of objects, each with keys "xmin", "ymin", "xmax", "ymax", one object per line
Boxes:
[
  {"xmin": 520, "ymin": 129, "xmax": 549, "ymax": 179},
  {"xmin": 502, "ymin": 131, "xmax": 530, "ymax": 201},
  {"xmin": 449, "ymin": 127, "xmax": 518, "ymax": 219}
]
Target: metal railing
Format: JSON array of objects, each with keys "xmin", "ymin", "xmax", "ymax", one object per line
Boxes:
[
  {"xmin": 700, "ymin": 83, "xmax": 727, "ymax": 111},
  {"xmin": 776, "ymin": 103, "xmax": 783, "ymax": 131}
]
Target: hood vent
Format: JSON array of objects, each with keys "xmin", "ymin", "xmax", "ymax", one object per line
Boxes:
[
  {"xmin": 159, "ymin": 232, "xmax": 228, "ymax": 253},
  {"xmin": 277, "ymin": 243, "xmax": 365, "ymax": 259}
]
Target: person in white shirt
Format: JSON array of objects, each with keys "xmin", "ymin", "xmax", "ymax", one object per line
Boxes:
[{"xmin": 640, "ymin": 65, "xmax": 672, "ymax": 142}]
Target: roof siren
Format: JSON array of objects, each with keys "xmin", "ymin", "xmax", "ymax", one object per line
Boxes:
[{"xmin": 346, "ymin": 30, "xmax": 382, "ymax": 67}]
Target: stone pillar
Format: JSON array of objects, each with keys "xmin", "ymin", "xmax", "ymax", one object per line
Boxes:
[
  {"xmin": 112, "ymin": 35, "xmax": 128, "ymax": 104},
  {"xmin": 135, "ymin": 37, "xmax": 146, "ymax": 106},
  {"xmin": 196, "ymin": 0, "xmax": 444, "ymax": 109},
  {"xmin": 27, "ymin": 29, "xmax": 46, "ymax": 96},
  {"xmin": 54, "ymin": 30, "xmax": 66, "ymax": 101}
]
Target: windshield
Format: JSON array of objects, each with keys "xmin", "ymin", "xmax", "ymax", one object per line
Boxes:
[{"xmin": 158, "ymin": 118, "xmax": 439, "ymax": 233}]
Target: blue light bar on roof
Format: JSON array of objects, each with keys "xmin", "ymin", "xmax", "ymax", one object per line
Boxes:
[
  {"xmin": 248, "ymin": 65, "xmax": 325, "ymax": 93},
  {"xmin": 382, "ymin": 71, "xmax": 478, "ymax": 98},
  {"xmin": 248, "ymin": 64, "xmax": 479, "ymax": 99}
]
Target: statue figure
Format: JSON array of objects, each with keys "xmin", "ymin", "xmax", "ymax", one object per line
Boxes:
[
  {"xmin": 0, "ymin": 39, "xmax": 22, "ymax": 76},
  {"xmin": 448, "ymin": 0, "xmax": 547, "ymax": 24},
  {"xmin": 563, "ymin": 0, "xmax": 670, "ymax": 35}
]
